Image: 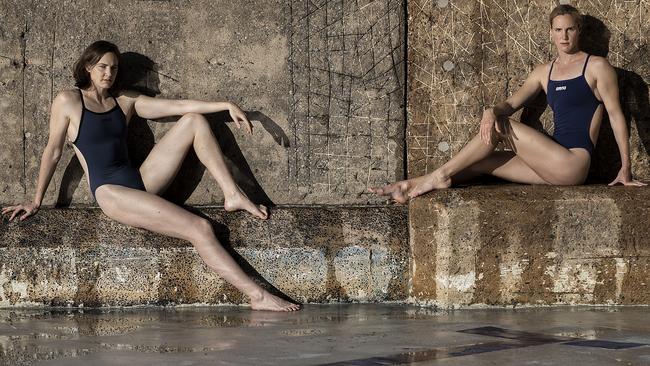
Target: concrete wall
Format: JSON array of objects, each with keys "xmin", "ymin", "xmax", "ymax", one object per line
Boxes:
[
  {"xmin": 3, "ymin": 186, "xmax": 650, "ymax": 308},
  {"xmin": 407, "ymin": 0, "xmax": 650, "ymax": 182},
  {"xmin": 0, "ymin": 206, "xmax": 408, "ymax": 306},
  {"xmin": 0, "ymin": 0, "xmax": 405, "ymax": 206},
  {"xmin": 4, "ymin": 0, "xmax": 650, "ymax": 310},
  {"xmin": 409, "ymin": 186, "xmax": 650, "ymax": 308}
]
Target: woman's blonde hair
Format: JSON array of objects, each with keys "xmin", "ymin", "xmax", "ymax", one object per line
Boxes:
[{"xmin": 549, "ymin": 4, "xmax": 583, "ymax": 29}]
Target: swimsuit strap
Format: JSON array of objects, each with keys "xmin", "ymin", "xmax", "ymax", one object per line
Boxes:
[
  {"xmin": 582, "ymin": 54, "xmax": 591, "ymax": 75},
  {"xmin": 78, "ymin": 89, "xmax": 86, "ymax": 109},
  {"xmin": 548, "ymin": 59, "xmax": 556, "ymax": 81},
  {"xmin": 109, "ymin": 92, "xmax": 124, "ymax": 116},
  {"xmin": 580, "ymin": 54, "xmax": 603, "ymax": 104}
]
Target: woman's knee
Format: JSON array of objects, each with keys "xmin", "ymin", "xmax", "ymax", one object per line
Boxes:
[
  {"xmin": 190, "ymin": 217, "xmax": 215, "ymax": 242},
  {"xmin": 179, "ymin": 112, "xmax": 209, "ymax": 131}
]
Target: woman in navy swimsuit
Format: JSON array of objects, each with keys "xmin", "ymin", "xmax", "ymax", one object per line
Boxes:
[
  {"xmin": 2, "ymin": 41, "xmax": 300, "ymax": 312},
  {"xmin": 371, "ymin": 4, "xmax": 645, "ymax": 203}
]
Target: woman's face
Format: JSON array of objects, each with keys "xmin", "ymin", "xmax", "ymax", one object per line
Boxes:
[
  {"xmin": 550, "ymin": 14, "xmax": 580, "ymax": 54},
  {"xmin": 86, "ymin": 52, "xmax": 118, "ymax": 89}
]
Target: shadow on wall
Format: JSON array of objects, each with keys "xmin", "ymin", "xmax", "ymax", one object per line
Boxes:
[
  {"xmin": 56, "ymin": 51, "xmax": 289, "ymax": 207},
  {"xmin": 581, "ymin": 15, "xmax": 650, "ymax": 182}
]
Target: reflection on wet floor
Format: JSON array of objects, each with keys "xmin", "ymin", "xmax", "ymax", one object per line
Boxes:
[
  {"xmin": 563, "ymin": 340, "xmax": 648, "ymax": 350},
  {"xmin": 0, "ymin": 305, "xmax": 649, "ymax": 366},
  {"xmin": 458, "ymin": 326, "xmax": 573, "ymax": 343},
  {"xmin": 319, "ymin": 326, "xmax": 648, "ymax": 365}
]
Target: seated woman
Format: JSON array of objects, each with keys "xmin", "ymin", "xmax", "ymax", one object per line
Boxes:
[
  {"xmin": 2, "ymin": 41, "xmax": 300, "ymax": 311},
  {"xmin": 371, "ymin": 4, "xmax": 645, "ymax": 203}
]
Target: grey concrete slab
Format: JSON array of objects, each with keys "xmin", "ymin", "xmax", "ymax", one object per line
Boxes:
[
  {"xmin": 0, "ymin": 206, "xmax": 408, "ymax": 306},
  {"xmin": 0, "ymin": 0, "xmax": 27, "ymax": 200},
  {"xmin": 0, "ymin": 305, "xmax": 649, "ymax": 366},
  {"xmin": 409, "ymin": 185, "xmax": 650, "ymax": 307},
  {"xmin": 0, "ymin": 0, "xmax": 404, "ymax": 206}
]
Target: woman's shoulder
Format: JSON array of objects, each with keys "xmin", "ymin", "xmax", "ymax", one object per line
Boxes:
[
  {"xmin": 586, "ymin": 55, "xmax": 612, "ymax": 70},
  {"xmin": 53, "ymin": 89, "xmax": 81, "ymax": 104},
  {"xmin": 528, "ymin": 61, "xmax": 554, "ymax": 79},
  {"xmin": 52, "ymin": 89, "xmax": 82, "ymax": 111}
]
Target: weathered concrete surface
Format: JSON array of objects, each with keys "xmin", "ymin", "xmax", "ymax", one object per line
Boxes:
[
  {"xmin": 409, "ymin": 185, "xmax": 650, "ymax": 308},
  {"xmin": 0, "ymin": 0, "xmax": 404, "ymax": 206},
  {"xmin": 408, "ymin": 0, "xmax": 650, "ymax": 182},
  {"xmin": 0, "ymin": 1, "xmax": 26, "ymax": 200},
  {"xmin": 289, "ymin": 0, "xmax": 405, "ymax": 201},
  {"xmin": 4, "ymin": 185, "xmax": 650, "ymax": 309},
  {"xmin": 0, "ymin": 206, "xmax": 408, "ymax": 307},
  {"xmin": 2, "ymin": 305, "xmax": 650, "ymax": 366}
]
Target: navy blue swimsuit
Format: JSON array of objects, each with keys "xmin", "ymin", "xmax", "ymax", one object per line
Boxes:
[
  {"xmin": 546, "ymin": 54, "xmax": 603, "ymax": 155},
  {"xmin": 73, "ymin": 89, "xmax": 146, "ymax": 197}
]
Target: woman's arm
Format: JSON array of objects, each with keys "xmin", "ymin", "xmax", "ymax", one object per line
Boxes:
[
  {"xmin": 1, "ymin": 91, "xmax": 71, "ymax": 221},
  {"xmin": 479, "ymin": 65, "xmax": 545, "ymax": 144},
  {"xmin": 594, "ymin": 58, "xmax": 646, "ymax": 186},
  {"xmin": 131, "ymin": 93, "xmax": 253, "ymax": 133}
]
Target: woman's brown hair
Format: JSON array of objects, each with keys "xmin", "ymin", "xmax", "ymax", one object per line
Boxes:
[
  {"xmin": 549, "ymin": 4, "xmax": 583, "ymax": 29},
  {"xmin": 73, "ymin": 40, "xmax": 122, "ymax": 92}
]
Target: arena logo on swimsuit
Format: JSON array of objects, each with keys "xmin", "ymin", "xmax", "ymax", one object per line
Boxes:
[{"xmin": 555, "ymin": 86, "xmax": 567, "ymax": 91}]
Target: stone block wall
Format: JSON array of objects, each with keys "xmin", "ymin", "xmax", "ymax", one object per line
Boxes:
[
  {"xmin": 0, "ymin": 206, "xmax": 409, "ymax": 306},
  {"xmin": 409, "ymin": 186, "xmax": 650, "ymax": 308},
  {"xmin": 4, "ymin": 0, "xmax": 650, "ymax": 309}
]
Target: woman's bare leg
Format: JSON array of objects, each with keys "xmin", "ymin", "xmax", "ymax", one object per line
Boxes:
[
  {"xmin": 139, "ymin": 113, "xmax": 267, "ymax": 219},
  {"xmin": 95, "ymin": 185, "xmax": 299, "ymax": 311},
  {"xmin": 456, "ymin": 151, "xmax": 549, "ymax": 185},
  {"xmin": 371, "ymin": 120, "xmax": 590, "ymax": 202}
]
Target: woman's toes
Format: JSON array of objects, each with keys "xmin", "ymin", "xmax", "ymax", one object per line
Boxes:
[
  {"xmin": 392, "ymin": 192, "xmax": 407, "ymax": 204},
  {"xmin": 408, "ymin": 187, "xmax": 422, "ymax": 198},
  {"xmin": 258, "ymin": 205, "xmax": 268, "ymax": 219}
]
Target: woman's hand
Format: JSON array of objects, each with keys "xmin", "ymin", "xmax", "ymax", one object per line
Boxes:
[
  {"xmin": 228, "ymin": 103, "xmax": 253, "ymax": 134},
  {"xmin": 480, "ymin": 108, "xmax": 501, "ymax": 145},
  {"xmin": 608, "ymin": 166, "xmax": 647, "ymax": 187},
  {"xmin": 2, "ymin": 202, "xmax": 40, "ymax": 222}
]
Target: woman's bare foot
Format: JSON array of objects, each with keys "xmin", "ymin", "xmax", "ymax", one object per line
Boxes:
[
  {"xmin": 250, "ymin": 290, "xmax": 301, "ymax": 312},
  {"xmin": 224, "ymin": 189, "xmax": 268, "ymax": 220},
  {"xmin": 369, "ymin": 170, "xmax": 451, "ymax": 203}
]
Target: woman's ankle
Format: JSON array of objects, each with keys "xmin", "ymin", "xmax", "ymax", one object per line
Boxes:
[{"xmin": 431, "ymin": 168, "xmax": 451, "ymax": 182}]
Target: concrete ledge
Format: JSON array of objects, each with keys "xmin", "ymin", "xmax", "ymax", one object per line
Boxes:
[
  {"xmin": 4, "ymin": 186, "xmax": 650, "ymax": 308},
  {"xmin": 409, "ymin": 185, "xmax": 650, "ymax": 308},
  {"xmin": 0, "ymin": 206, "xmax": 408, "ymax": 307}
]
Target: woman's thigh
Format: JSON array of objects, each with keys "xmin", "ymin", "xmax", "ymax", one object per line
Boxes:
[
  {"xmin": 95, "ymin": 184, "xmax": 206, "ymax": 242},
  {"xmin": 139, "ymin": 114, "xmax": 198, "ymax": 195},
  {"xmin": 466, "ymin": 151, "xmax": 548, "ymax": 185},
  {"xmin": 498, "ymin": 120, "xmax": 590, "ymax": 185}
]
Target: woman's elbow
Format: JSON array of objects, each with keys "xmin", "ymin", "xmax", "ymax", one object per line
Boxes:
[
  {"xmin": 43, "ymin": 145, "xmax": 63, "ymax": 163},
  {"xmin": 51, "ymin": 152, "xmax": 62, "ymax": 163}
]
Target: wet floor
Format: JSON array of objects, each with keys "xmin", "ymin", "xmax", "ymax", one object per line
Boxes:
[{"xmin": 0, "ymin": 304, "xmax": 649, "ymax": 365}]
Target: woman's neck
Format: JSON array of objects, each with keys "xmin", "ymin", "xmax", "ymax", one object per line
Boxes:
[
  {"xmin": 83, "ymin": 85, "xmax": 110, "ymax": 101},
  {"xmin": 556, "ymin": 50, "xmax": 584, "ymax": 65}
]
